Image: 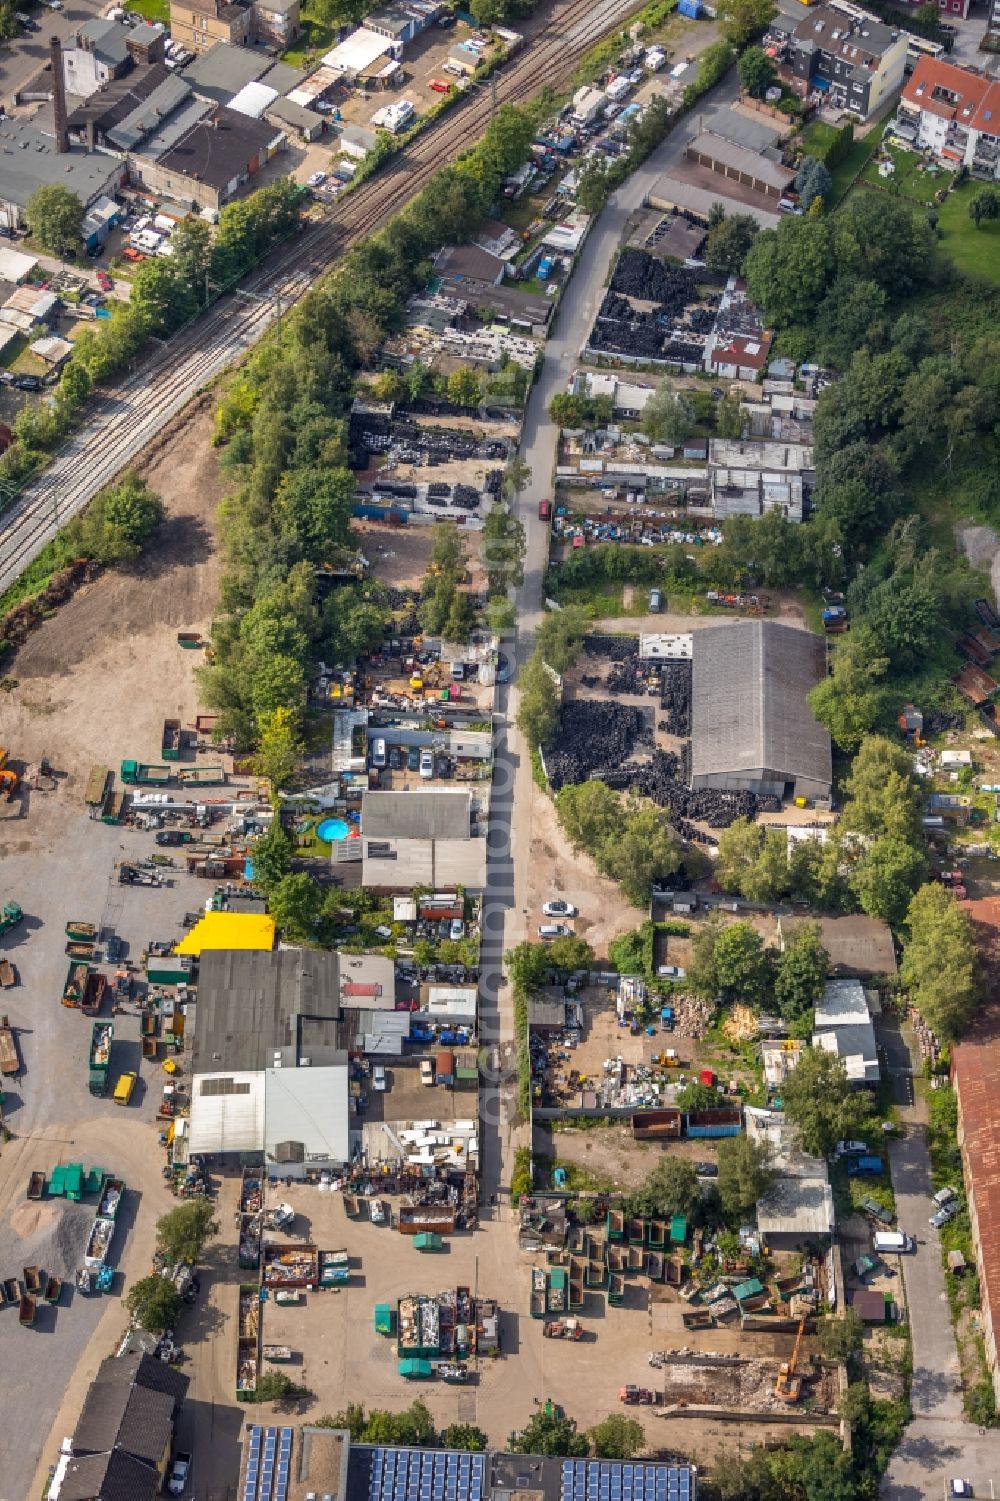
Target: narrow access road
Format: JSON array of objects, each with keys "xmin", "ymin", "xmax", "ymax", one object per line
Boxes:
[{"xmin": 478, "ymin": 67, "xmax": 747, "ymax": 1197}]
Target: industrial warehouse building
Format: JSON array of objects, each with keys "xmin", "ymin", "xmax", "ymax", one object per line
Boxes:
[
  {"xmin": 188, "ymin": 948, "xmax": 351, "ymax": 1172},
  {"xmin": 691, "ymin": 620, "xmax": 832, "ymax": 802}
]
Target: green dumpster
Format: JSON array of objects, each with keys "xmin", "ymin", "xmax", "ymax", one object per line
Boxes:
[
  {"xmin": 375, "ymin": 1303, "xmax": 394, "ymax": 1335},
  {"xmin": 414, "ymin": 1233, "xmax": 444, "ymax": 1252},
  {"xmin": 399, "ymin": 1358, "xmax": 433, "ymax": 1380}
]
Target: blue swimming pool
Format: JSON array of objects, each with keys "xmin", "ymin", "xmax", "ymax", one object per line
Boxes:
[{"xmin": 317, "ymin": 817, "xmax": 350, "ymax": 842}]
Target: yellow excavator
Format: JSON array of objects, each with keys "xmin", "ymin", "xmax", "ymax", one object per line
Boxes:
[
  {"xmin": 0, "ymin": 749, "xmax": 19, "ymax": 803},
  {"xmin": 775, "ymin": 1313, "xmax": 808, "ymax": 1402}
]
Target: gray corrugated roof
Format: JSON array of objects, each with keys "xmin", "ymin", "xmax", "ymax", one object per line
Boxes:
[
  {"xmin": 265, "ymin": 95, "xmax": 321, "ymax": 132},
  {"xmin": 691, "ymin": 620, "xmax": 831, "ymax": 789},
  {"xmin": 191, "ymin": 949, "xmax": 343, "ymax": 1075},
  {"xmin": 259, "ymin": 58, "xmax": 308, "ymax": 93},
  {"xmin": 181, "ymin": 40, "xmax": 269, "ymax": 103},
  {"xmin": 687, "ymin": 132, "xmax": 794, "ymax": 192},
  {"xmin": 73, "ymin": 1383, "xmax": 175, "ymax": 1464},
  {"xmin": 59, "ymin": 1451, "xmax": 159, "ymax": 1501},
  {"xmin": 139, "ymin": 95, "xmax": 213, "ymax": 160},
  {"xmin": 77, "ymin": 17, "xmax": 130, "ymax": 65},
  {"xmin": 105, "ymin": 74, "xmax": 194, "ymax": 151},
  {"xmin": 362, "ymin": 789, "xmax": 471, "ymax": 841}
]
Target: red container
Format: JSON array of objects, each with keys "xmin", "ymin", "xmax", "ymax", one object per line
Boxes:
[{"xmin": 699, "ymin": 1068, "xmax": 715, "ymax": 1088}]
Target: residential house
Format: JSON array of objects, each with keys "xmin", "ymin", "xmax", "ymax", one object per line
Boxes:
[
  {"xmin": 62, "ymin": 17, "xmax": 165, "ymax": 94},
  {"xmin": 252, "ymin": 0, "xmax": 300, "ymax": 46},
  {"xmin": 894, "ymin": 56, "xmax": 1000, "ymax": 179},
  {"xmin": 772, "ymin": 5, "xmax": 908, "ymax": 118},
  {"xmin": 364, "ymin": 1, "xmax": 441, "ymax": 46},
  {"xmin": 169, "ymin": 0, "xmax": 253, "ymax": 54},
  {"xmin": 361, "ymin": 789, "xmax": 487, "ymax": 891},
  {"xmin": 707, "ymin": 333, "xmax": 773, "ymax": 382}
]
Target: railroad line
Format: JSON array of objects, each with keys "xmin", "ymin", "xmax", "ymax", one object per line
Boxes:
[{"xmin": 0, "ymin": 0, "xmax": 643, "ymax": 595}]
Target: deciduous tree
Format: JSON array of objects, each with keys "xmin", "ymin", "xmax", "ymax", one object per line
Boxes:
[
  {"xmin": 781, "ymin": 1048, "xmax": 868, "ymax": 1158},
  {"xmin": 126, "ymin": 1275, "xmax": 182, "ymax": 1333},
  {"xmin": 26, "ymin": 184, "xmax": 84, "ymax": 258},
  {"xmin": 631, "ymin": 1157, "xmax": 700, "ymax": 1219},
  {"xmin": 589, "ymin": 1415, "xmax": 645, "ymax": 1459},
  {"xmin": 901, "ymin": 883, "xmax": 982, "ymax": 1041},
  {"xmin": 717, "ymin": 1135, "xmax": 775, "ymax": 1220},
  {"xmin": 712, "ymin": 921, "xmax": 771, "ymax": 1004},
  {"xmin": 774, "ymin": 922, "xmax": 829, "ymax": 1024},
  {"xmin": 641, "ymin": 377, "xmax": 695, "ymax": 446}
]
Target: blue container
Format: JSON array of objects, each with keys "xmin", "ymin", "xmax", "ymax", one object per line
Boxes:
[{"xmin": 678, "ymin": 0, "xmax": 701, "ymax": 15}]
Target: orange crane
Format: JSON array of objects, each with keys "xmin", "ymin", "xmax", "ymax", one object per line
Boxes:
[{"xmin": 774, "ymin": 1313, "xmax": 808, "ymax": 1402}]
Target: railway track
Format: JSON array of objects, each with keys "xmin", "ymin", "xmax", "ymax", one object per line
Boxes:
[{"xmin": 0, "ymin": 0, "xmax": 645, "ymax": 596}]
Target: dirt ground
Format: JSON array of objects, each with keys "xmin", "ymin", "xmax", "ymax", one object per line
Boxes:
[
  {"xmin": 1, "ymin": 397, "xmax": 223, "ymax": 781},
  {"xmin": 171, "ymin": 1177, "xmax": 830, "ymax": 1475},
  {"xmin": 526, "ymin": 784, "xmax": 643, "ymax": 958},
  {"xmin": 356, "ymin": 515, "xmax": 490, "ymax": 601}
]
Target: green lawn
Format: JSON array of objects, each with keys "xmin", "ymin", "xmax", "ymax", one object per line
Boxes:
[
  {"xmin": 937, "ymin": 181, "xmax": 1000, "ymax": 285},
  {"xmin": 125, "ymin": 0, "xmax": 170, "ymax": 22},
  {"xmin": 848, "ymin": 160, "xmax": 1000, "ymax": 286},
  {"xmin": 281, "ymin": 8, "xmax": 338, "ymax": 68},
  {"xmin": 829, "ymin": 134, "xmax": 881, "ymax": 206},
  {"xmin": 858, "ymin": 142, "xmax": 953, "ymax": 205}
]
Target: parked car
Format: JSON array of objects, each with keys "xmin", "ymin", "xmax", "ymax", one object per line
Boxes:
[
  {"xmin": 372, "ymin": 1065, "xmax": 386, "ymax": 1092},
  {"xmin": 420, "ymin": 1059, "xmax": 435, "ymax": 1085},
  {"xmin": 419, "ymin": 748, "xmax": 434, "ymax": 779},
  {"xmin": 543, "ymin": 900, "xmax": 577, "ymax": 918},
  {"xmin": 834, "ymin": 1140, "xmax": 868, "ymax": 1158},
  {"xmin": 372, "ymin": 738, "xmax": 387, "ymax": 769},
  {"xmin": 167, "ymin": 1453, "xmax": 192, "ymax": 1496},
  {"xmin": 930, "ymin": 1202, "xmax": 960, "ymax": 1228},
  {"xmin": 539, "ymin": 923, "xmax": 572, "ymax": 939},
  {"xmin": 14, "ymin": 375, "xmax": 40, "ymax": 391},
  {"xmin": 648, "ymin": 588, "xmax": 662, "ymax": 612},
  {"xmin": 407, "ymin": 746, "xmax": 420, "ymax": 772},
  {"xmin": 695, "ymin": 1162, "xmax": 718, "ymax": 1178},
  {"xmin": 933, "ymin": 1186, "xmax": 958, "ymax": 1207},
  {"xmin": 156, "ymin": 830, "xmax": 190, "ymax": 846},
  {"xmin": 307, "ymin": 170, "xmax": 327, "ymax": 187},
  {"xmin": 429, "ymin": 77, "xmax": 450, "ymax": 92},
  {"xmin": 450, "ymin": 919, "xmax": 465, "ymax": 940},
  {"xmin": 950, "ymin": 1483, "xmax": 973, "ymax": 1498},
  {"xmin": 497, "ymin": 653, "xmax": 510, "ymax": 683}
]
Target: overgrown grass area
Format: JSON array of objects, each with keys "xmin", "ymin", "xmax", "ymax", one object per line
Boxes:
[
  {"xmin": 125, "ymin": 0, "xmax": 170, "ymax": 21},
  {"xmin": 280, "ymin": 5, "xmax": 340, "ymax": 68},
  {"xmin": 0, "ymin": 525, "xmax": 81, "ymax": 621},
  {"xmin": 830, "ymin": 1159, "xmax": 895, "ymax": 1223}
]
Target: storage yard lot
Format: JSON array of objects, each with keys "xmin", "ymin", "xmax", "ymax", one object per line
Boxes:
[{"xmin": 167, "ymin": 1178, "xmax": 835, "ymax": 1468}]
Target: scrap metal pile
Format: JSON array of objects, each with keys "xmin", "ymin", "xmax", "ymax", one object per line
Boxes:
[
  {"xmin": 426, "ymin": 482, "xmax": 481, "ymax": 512},
  {"xmin": 349, "ymin": 410, "xmax": 512, "ymax": 467}
]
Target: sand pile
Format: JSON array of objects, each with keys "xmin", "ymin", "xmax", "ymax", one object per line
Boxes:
[{"xmin": 3, "ymin": 1199, "xmax": 97, "ymax": 1280}]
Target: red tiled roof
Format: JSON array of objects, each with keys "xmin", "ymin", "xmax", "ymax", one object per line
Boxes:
[
  {"xmin": 952, "ymin": 898, "xmax": 1000, "ymax": 1376},
  {"xmin": 710, "ymin": 334, "xmax": 772, "ymax": 371},
  {"xmin": 902, "ymin": 55, "xmax": 1000, "ymax": 131}
]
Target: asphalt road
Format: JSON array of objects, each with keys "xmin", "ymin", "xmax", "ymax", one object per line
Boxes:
[
  {"xmin": 878, "ymin": 1018, "xmax": 1000, "ymax": 1499},
  {"xmin": 0, "ymin": 0, "xmax": 107, "ymax": 106}
]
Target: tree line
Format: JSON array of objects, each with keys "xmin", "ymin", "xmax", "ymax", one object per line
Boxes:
[{"xmin": 198, "ymin": 103, "xmax": 538, "ymax": 754}]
